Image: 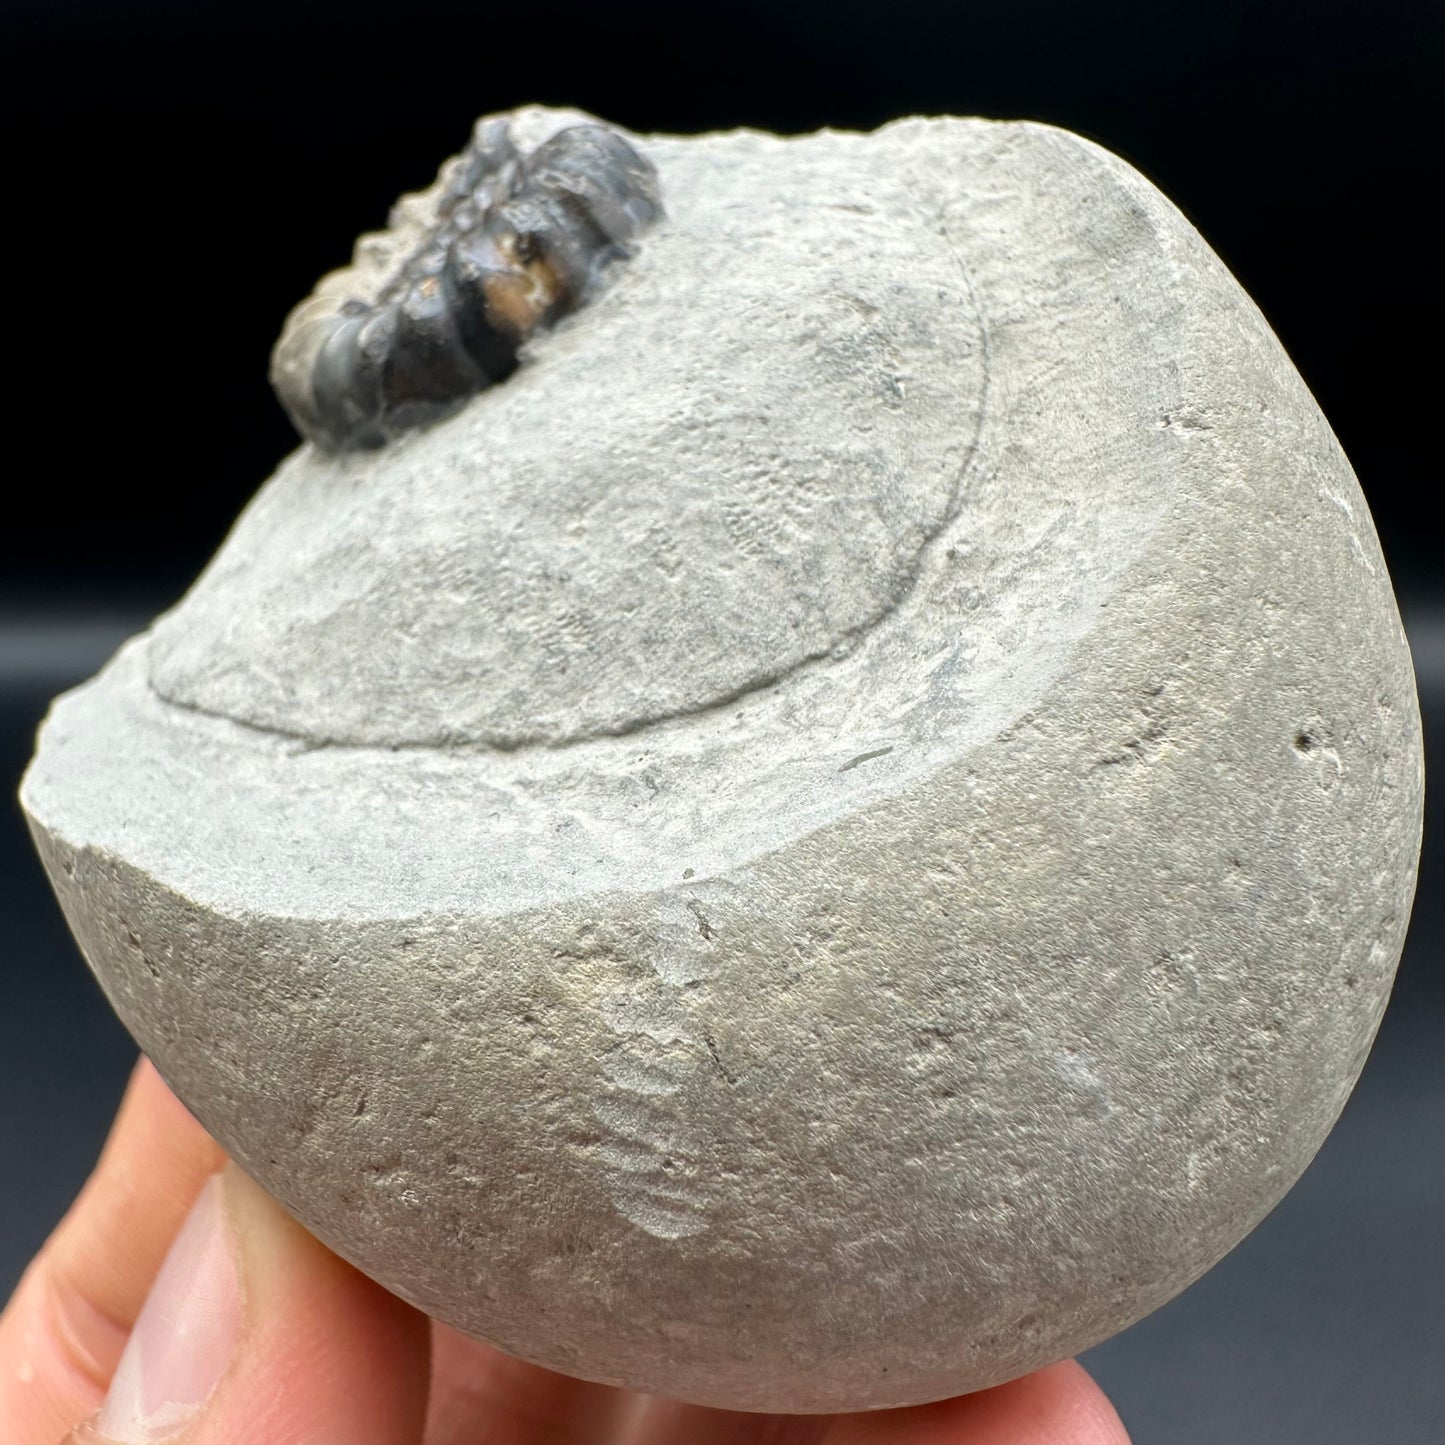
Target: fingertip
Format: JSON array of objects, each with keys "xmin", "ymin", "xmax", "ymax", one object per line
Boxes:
[
  {"xmin": 0, "ymin": 1057, "xmax": 225, "ymax": 1444},
  {"xmin": 127, "ymin": 1058, "xmax": 198, "ymax": 1130},
  {"xmin": 187, "ymin": 1164, "xmax": 431, "ymax": 1444},
  {"xmin": 1007, "ymin": 1360, "xmax": 1131, "ymax": 1445},
  {"xmin": 830, "ymin": 1359, "xmax": 1129, "ymax": 1445},
  {"xmin": 942, "ymin": 1360, "xmax": 1131, "ymax": 1445},
  {"xmin": 57, "ymin": 1164, "xmax": 429, "ymax": 1445}
]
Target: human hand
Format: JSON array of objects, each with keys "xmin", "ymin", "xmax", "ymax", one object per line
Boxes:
[{"xmin": 2, "ymin": 1060, "xmax": 1130, "ymax": 1444}]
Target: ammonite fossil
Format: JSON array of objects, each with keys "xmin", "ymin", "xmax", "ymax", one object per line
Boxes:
[
  {"xmin": 24, "ymin": 108, "xmax": 1422, "ymax": 1413},
  {"xmin": 270, "ymin": 118, "xmax": 662, "ymax": 451}
]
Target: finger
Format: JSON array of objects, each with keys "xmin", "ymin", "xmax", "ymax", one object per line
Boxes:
[
  {"xmin": 623, "ymin": 1359, "xmax": 1128, "ymax": 1445},
  {"xmin": 621, "ymin": 1394, "xmax": 830, "ymax": 1445},
  {"xmin": 0, "ymin": 1059, "xmax": 225, "ymax": 1443},
  {"xmin": 425, "ymin": 1325, "xmax": 641, "ymax": 1445},
  {"xmin": 825, "ymin": 1360, "xmax": 1129, "ymax": 1445},
  {"xmin": 63, "ymin": 1163, "xmax": 431, "ymax": 1445}
]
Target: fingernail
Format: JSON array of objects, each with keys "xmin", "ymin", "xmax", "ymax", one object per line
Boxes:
[{"xmin": 92, "ymin": 1175, "xmax": 241, "ymax": 1442}]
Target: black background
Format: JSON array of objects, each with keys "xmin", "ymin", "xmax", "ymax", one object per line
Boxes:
[{"xmin": 2, "ymin": 2, "xmax": 1441, "ymax": 1440}]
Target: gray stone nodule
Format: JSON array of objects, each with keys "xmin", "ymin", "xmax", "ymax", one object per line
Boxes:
[{"xmin": 21, "ymin": 107, "xmax": 1423, "ymax": 1413}]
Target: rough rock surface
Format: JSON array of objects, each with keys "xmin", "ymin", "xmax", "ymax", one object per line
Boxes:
[{"xmin": 22, "ymin": 109, "xmax": 1423, "ymax": 1412}]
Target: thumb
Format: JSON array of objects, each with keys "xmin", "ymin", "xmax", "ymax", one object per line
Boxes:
[{"xmin": 66, "ymin": 1164, "xmax": 430, "ymax": 1445}]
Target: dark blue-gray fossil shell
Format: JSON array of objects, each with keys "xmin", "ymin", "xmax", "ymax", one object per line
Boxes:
[{"xmin": 270, "ymin": 119, "xmax": 663, "ymax": 451}]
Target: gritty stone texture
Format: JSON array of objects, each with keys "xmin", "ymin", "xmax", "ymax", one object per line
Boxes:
[
  {"xmin": 22, "ymin": 110, "xmax": 1423, "ymax": 1413},
  {"xmin": 154, "ymin": 113, "xmax": 985, "ymax": 746}
]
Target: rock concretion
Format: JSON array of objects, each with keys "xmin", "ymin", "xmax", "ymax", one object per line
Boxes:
[{"xmin": 22, "ymin": 108, "xmax": 1423, "ymax": 1412}]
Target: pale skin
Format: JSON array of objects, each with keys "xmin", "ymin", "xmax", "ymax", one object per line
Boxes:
[{"xmin": 1, "ymin": 1060, "xmax": 1131, "ymax": 1445}]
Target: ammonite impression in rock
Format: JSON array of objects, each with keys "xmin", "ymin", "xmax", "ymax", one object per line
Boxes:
[
  {"xmin": 23, "ymin": 108, "xmax": 1422, "ymax": 1412},
  {"xmin": 270, "ymin": 118, "xmax": 662, "ymax": 451}
]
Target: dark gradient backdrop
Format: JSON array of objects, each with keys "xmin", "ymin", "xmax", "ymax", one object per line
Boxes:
[{"xmin": 3, "ymin": 3, "xmax": 1441, "ymax": 1441}]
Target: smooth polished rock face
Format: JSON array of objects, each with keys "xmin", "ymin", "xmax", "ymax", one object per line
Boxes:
[{"xmin": 22, "ymin": 109, "xmax": 1423, "ymax": 1413}]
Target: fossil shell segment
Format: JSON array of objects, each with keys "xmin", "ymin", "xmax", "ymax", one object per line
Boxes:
[
  {"xmin": 270, "ymin": 116, "xmax": 662, "ymax": 451},
  {"xmin": 23, "ymin": 108, "xmax": 1423, "ymax": 1412}
]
